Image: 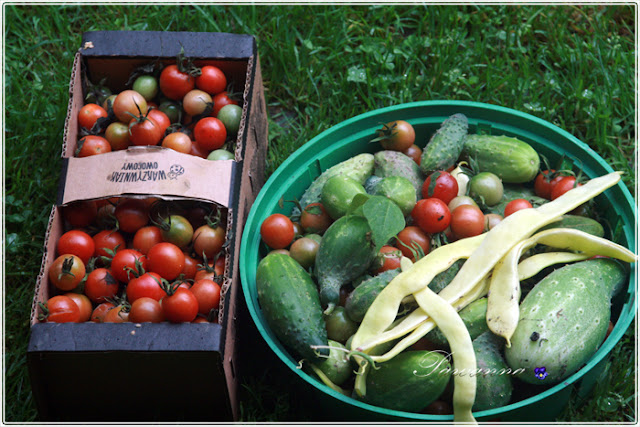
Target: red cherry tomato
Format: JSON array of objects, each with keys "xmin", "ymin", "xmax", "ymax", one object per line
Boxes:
[
  {"xmin": 450, "ymin": 204, "xmax": 485, "ymax": 239},
  {"xmin": 193, "ymin": 117, "xmax": 227, "ymax": 151},
  {"xmin": 62, "ymin": 200, "xmax": 98, "ymax": 228},
  {"xmin": 195, "ymin": 65, "xmax": 227, "ymax": 95},
  {"xmin": 376, "ymin": 120, "xmax": 415, "ymax": 152},
  {"xmin": 422, "ymin": 171, "xmax": 459, "ymax": 205},
  {"xmin": 57, "ymin": 230, "xmax": 95, "ymax": 264},
  {"xmin": 375, "ymin": 245, "xmax": 403, "ymax": 273},
  {"xmin": 395, "ymin": 226, "xmax": 431, "ymax": 260},
  {"xmin": 113, "ymin": 90, "xmax": 148, "ymax": 123},
  {"xmin": 110, "ymin": 249, "xmax": 147, "ymax": 283},
  {"xmin": 402, "ymin": 144, "xmax": 422, "ymax": 165},
  {"xmin": 49, "ymin": 254, "xmax": 86, "ymax": 291},
  {"xmin": 132, "ymin": 226, "xmax": 164, "ymax": 255},
  {"xmin": 129, "ymin": 297, "xmax": 165, "ymax": 323},
  {"xmin": 103, "ymin": 305, "xmax": 130, "ymax": 323},
  {"xmin": 147, "ymin": 108, "xmax": 171, "ymax": 135},
  {"xmin": 91, "ymin": 302, "xmax": 116, "ymax": 323},
  {"xmin": 64, "ymin": 292, "xmax": 93, "ymax": 322},
  {"xmin": 260, "ymin": 213, "xmax": 295, "ymax": 249},
  {"xmin": 411, "ymin": 198, "xmax": 451, "ymax": 234},
  {"xmin": 76, "ymin": 135, "xmax": 111, "ymax": 157},
  {"xmin": 93, "ymin": 229, "xmax": 126, "ymax": 258},
  {"xmin": 550, "ymin": 176, "xmax": 581, "ymax": 200},
  {"xmin": 78, "ymin": 103, "xmax": 108, "ymax": 130},
  {"xmin": 114, "ymin": 198, "xmax": 150, "ymax": 234},
  {"xmin": 146, "ymin": 242, "xmax": 185, "ymax": 281},
  {"xmin": 43, "ymin": 295, "xmax": 80, "ymax": 323},
  {"xmin": 211, "ymin": 91, "xmax": 238, "ymax": 117},
  {"xmin": 504, "ymin": 198, "xmax": 534, "ymax": 217},
  {"xmin": 159, "ymin": 64, "xmax": 195, "ymax": 101},
  {"xmin": 162, "ymin": 287, "xmax": 199, "ymax": 323},
  {"xmin": 300, "ymin": 203, "xmax": 333, "ymax": 234},
  {"xmin": 127, "ymin": 271, "xmax": 167, "ymax": 303},
  {"xmin": 190, "ymin": 279, "xmax": 222, "ymax": 315},
  {"xmin": 84, "ymin": 268, "xmax": 119, "ymax": 304}
]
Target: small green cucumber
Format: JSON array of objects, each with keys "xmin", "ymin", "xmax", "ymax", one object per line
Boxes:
[
  {"xmin": 295, "ymin": 153, "xmax": 375, "ymax": 215},
  {"xmin": 426, "ymin": 297, "xmax": 489, "ymax": 348},
  {"xmin": 472, "ymin": 332, "xmax": 513, "ymax": 411},
  {"xmin": 344, "ymin": 269, "xmax": 401, "ymax": 322},
  {"xmin": 315, "ymin": 215, "xmax": 377, "ymax": 311},
  {"xmin": 420, "ymin": 113, "xmax": 469, "ymax": 174},
  {"xmin": 313, "ymin": 340, "xmax": 353, "ymax": 386},
  {"xmin": 364, "ymin": 350, "xmax": 452, "ymax": 412},
  {"xmin": 505, "ymin": 258, "xmax": 628, "ymax": 384},
  {"xmin": 373, "ymin": 176, "xmax": 417, "ymax": 217},
  {"xmin": 429, "ymin": 259, "xmax": 465, "ymax": 294},
  {"xmin": 463, "ymin": 134, "xmax": 540, "ymax": 183},
  {"xmin": 539, "ymin": 214, "xmax": 605, "ymax": 238},
  {"xmin": 256, "ymin": 253, "xmax": 329, "ymax": 361},
  {"xmin": 374, "ymin": 150, "xmax": 425, "ymax": 199},
  {"xmin": 321, "ymin": 175, "xmax": 367, "ymax": 220}
]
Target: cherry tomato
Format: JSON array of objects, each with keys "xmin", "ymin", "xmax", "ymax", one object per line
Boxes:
[
  {"xmin": 76, "ymin": 135, "xmax": 111, "ymax": 157},
  {"xmin": 91, "ymin": 302, "xmax": 116, "ymax": 322},
  {"xmin": 159, "ymin": 100, "xmax": 182, "ymax": 124},
  {"xmin": 260, "ymin": 213, "xmax": 295, "ymax": 249},
  {"xmin": 450, "ymin": 204, "xmax": 485, "ymax": 239},
  {"xmin": 504, "ymin": 198, "xmax": 534, "ymax": 217},
  {"xmin": 113, "ymin": 198, "xmax": 150, "ymax": 234},
  {"xmin": 411, "ymin": 198, "xmax": 451, "ymax": 234},
  {"xmin": 93, "ymin": 229, "xmax": 126, "ymax": 258},
  {"xmin": 147, "ymin": 108, "xmax": 171, "ymax": 136},
  {"xmin": 110, "ymin": 249, "xmax": 147, "ymax": 283},
  {"xmin": 132, "ymin": 75, "xmax": 159, "ymax": 101},
  {"xmin": 375, "ymin": 120, "xmax": 415, "ymax": 152},
  {"xmin": 162, "ymin": 287, "xmax": 199, "ymax": 323},
  {"xmin": 49, "ymin": 254, "xmax": 86, "ymax": 291},
  {"xmin": 159, "ymin": 214, "xmax": 194, "ymax": 249},
  {"xmin": 57, "ymin": 230, "xmax": 95, "ymax": 264},
  {"xmin": 468, "ymin": 172, "xmax": 504, "ymax": 206},
  {"xmin": 210, "ymin": 91, "xmax": 238, "ymax": 117},
  {"xmin": 127, "ymin": 271, "xmax": 167, "ymax": 303},
  {"xmin": 402, "ymin": 144, "xmax": 422, "ymax": 165},
  {"xmin": 105, "ymin": 121, "xmax": 131, "ymax": 151},
  {"xmin": 288, "ymin": 237, "xmax": 320, "ymax": 269},
  {"xmin": 104, "ymin": 304, "xmax": 130, "ymax": 323},
  {"xmin": 84, "ymin": 268, "xmax": 119, "ymax": 303},
  {"xmin": 129, "ymin": 115, "xmax": 163, "ymax": 146},
  {"xmin": 194, "ymin": 260, "xmax": 224, "ymax": 282},
  {"xmin": 181, "ymin": 253, "xmax": 199, "ymax": 280},
  {"xmin": 395, "ymin": 226, "xmax": 430, "ymax": 260},
  {"xmin": 484, "ymin": 213, "xmax": 503, "ymax": 231},
  {"xmin": 534, "ymin": 169, "xmax": 560, "ymax": 199},
  {"xmin": 216, "ymin": 104, "xmax": 242, "ymax": 136},
  {"xmin": 374, "ymin": 245, "xmax": 403, "ymax": 273},
  {"xmin": 63, "ymin": 292, "xmax": 93, "ymax": 322},
  {"xmin": 447, "ymin": 195, "xmax": 478, "ymax": 212},
  {"xmin": 43, "ymin": 295, "xmax": 80, "ymax": 323},
  {"xmin": 147, "ymin": 242, "xmax": 185, "ymax": 280},
  {"xmin": 132, "ymin": 226, "xmax": 164, "ymax": 255},
  {"xmin": 300, "ymin": 202, "xmax": 333, "ymax": 234},
  {"xmin": 162, "ymin": 131, "xmax": 192, "ymax": 154},
  {"xmin": 113, "ymin": 90, "xmax": 148, "ymax": 123},
  {"xmin": 159, "ymin": 64, "xmax": 195, "ymax": 100},
  {"xmin": 129, "ymin": 297, "xmax": 165, "ymax": 323},
  {"xmin": 78, "ymin": 103, "xmax": 108, "ymax": 130},
  {"xmin": 189, "ymin": 139, "xmax": 210, "ymax": 158},
  {"xmin": 193, "ymin": 117, "xmax": 227, "ymax": 151},
  {"xmin": 190, "ymin": 279, "xmax": 221, "ymax": 315},
  {"xmin": 422, "ymin": 171, "xmax": 459, "ymax": 205},
  {"xmin": 195, "ymin": 65, "xmax": 227, "ymax": 95},
  {"xmin": 62, "ymin": 200, "xmax": 98, "ymax": 228},
  {"xmin": 192, "ymin": 224, "xmax": 225, "ymax": 259},
  {"xmin": 550, "ymin": 176, "xmax": 581, "ymax": 200},
  {"xmin": 183, "ymin": 89, "xmax": 213, "ymax": 116}
]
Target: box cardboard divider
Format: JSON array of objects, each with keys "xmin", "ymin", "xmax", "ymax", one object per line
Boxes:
[{"xmin": 27, "ymin": 31, "xmax": 268, "ymax": 422}]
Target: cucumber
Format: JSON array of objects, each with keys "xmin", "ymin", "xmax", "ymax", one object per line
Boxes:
[
  {"xmin": 463, "ymin": 134, "xmax": 540, "ymax": 183},
  {"xmin": 539, "ymin": 214, "xmax": 605, "ymax": 238},
  {"xmin": 344, "ymin": 268, "xmax": 401, "ymax": 322},
  {"xmin": 420, "ymin": 113, "xmax": 469, "ymax": 174},
  {"xmin": 315, "ymin": 215, "xmax": 377, "ymax": 311},
  {"xmin": 313, "ymin": 340, "xmax": 352, "ymax": 386},
  {"xmin": 256, "ymin": 253, "xmax": 329, "ymax": 361},
  {"xmin": 373, "ymin": 176, "xmax": 417, "ymax": 217},
  {"xmin": 429, "ymin": 259, "xmax": 465, "ymax": 294},
  {"xmin": 295, "ymin": 153, "xmax": 375, "ymax": 215},
  {"xmin": 374, "ymin": 150, "xmax": 425, "ymax": 199},
  {"xmin": 321, "ymin": 175, "xmax": 367, "ymax": 220},
  {"xmin": 427, "ymin": 297, "xmax": 489, "ymax": 348},
  {"xmin": 505, "ymin": 258, "xmax": 628, "ymax": 384},
  {"xmin": 364, "ymin": 350, "xmax": 452, "ymax": 412},
  {"xmin": 472, "ymin": 332, "xmax": 513, "ymax": 411}
]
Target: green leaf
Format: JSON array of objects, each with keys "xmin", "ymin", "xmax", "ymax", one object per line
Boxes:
[{"xmin": 361, "ymin": 196, "xmax": 405, "ymax": 252}]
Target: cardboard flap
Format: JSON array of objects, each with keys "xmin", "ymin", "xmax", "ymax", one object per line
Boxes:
[{"xmin": 58, "ymin": 147, "xmax": 236, "ymax": 207}]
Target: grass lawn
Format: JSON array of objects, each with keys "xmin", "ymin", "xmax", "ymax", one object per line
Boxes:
[{"xmin": 3, "ymin": 3, "xmax": 636, "ymax": 423}]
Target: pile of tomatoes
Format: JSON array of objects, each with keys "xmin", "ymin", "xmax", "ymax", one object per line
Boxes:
[
  {"xmin": 40, "ymin": 197, "xmax": 226, "ymax": 324},
  {"xmin": 76, "ymin": 57, "xmax": 242, "ymax": 160}
]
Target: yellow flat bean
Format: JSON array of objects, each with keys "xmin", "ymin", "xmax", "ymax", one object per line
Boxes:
[{"xmin": 517, "ymin": 252, "xmax": 591, "ymax": 281}]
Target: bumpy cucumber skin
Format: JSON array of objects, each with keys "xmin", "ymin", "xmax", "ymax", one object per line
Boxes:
[
  {"xmin": 505, "ymin": 258, "xmax": 628, "ymax": 384},
  {"xmin": 374, "ymin": 150, "xmax": 425, "ymax": 199},
  {"xmin": 427, "ymin": 297, "xmax": 489, "ymax": 348},
  {"xmin": 344, "ymin": 268, "xmax": 401, "ymax": 322},
  {"xmin": 364, "ymin": 350, "xmax": 452, "ymax": 412},
  {"xmin": 297, "ymin": 153, "xmax": 374, "ymax": 214},
  {"xmin": 463, "ymin": 134, "xmax": 540, "ymax": 183},
  {"xmin": 256, "ymin": 253, "xmax": 329, "ymax": 361},
  {"xmin": 420, "ymin": 113, "xmax": 469, "ymax": 174},
  {"xmin": 472, "ymin": 332, "xmax": 513, "ymax": 411},
  {"xmin": 429, "ymin": 259, "xmax": 465, "ymax": 294},
  {"xmin": 315, "ymin": 215, "xmax": 377, "ymax": 308}
]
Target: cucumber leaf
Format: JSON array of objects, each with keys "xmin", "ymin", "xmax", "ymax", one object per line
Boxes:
[{"xmin": 361, "ymin": 196, "xmax": 406, "ymax": 252}]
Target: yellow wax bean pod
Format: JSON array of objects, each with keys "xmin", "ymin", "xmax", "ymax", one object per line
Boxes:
[
  {"xmin": 517, "ymin": 251, "xmax": 592, "ymax": 281},
  {"xmin": 488, "ymin": 227, "xmax": 637, "ymax": 345},
  {"xmin": 412, "ymin": 285, "xmax": 477, "ymax": 424},
  {"xmin": 371, "ymin": 275, "xmax": 490, "ymax": 363}
]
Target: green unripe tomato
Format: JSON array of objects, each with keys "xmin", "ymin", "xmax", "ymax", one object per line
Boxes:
[
  {"xmin": 289, "ymin": 237, "xmax": 320, "ymax": 269},
  {"xmin": 133, "ymin": 75, "xmax": 159, "ymax": 101},
  {"xmin": 321, "ymin": 175, "xmax": 367, "ymax": 220},
  {"xmin": 217, "ymin": 104, "xmax": 242, "ymax": 135},
  {"xmin": 324, "ymin": 306, "xmax": 359, "ymax": 344},
  {"xmin": 207, "ymin": 149, "xmax": 235, "ymax": 161},
  {"xmin": 158, "ymin": 101, "xmax": 182, "ymax": 124},
  {"xmin": 469, "ymin": 172, "xmax": 504, "ymax": 206}
]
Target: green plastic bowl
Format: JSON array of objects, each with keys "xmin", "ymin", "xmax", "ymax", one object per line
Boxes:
[{"xmin": 239, "ymin": 101, "xmax": 636, "ymax": 421}]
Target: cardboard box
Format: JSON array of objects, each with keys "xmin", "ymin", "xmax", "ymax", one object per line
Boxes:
[{"xmin": 27, "ymin": 31, "xmax": 268, "ymax": 422}]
